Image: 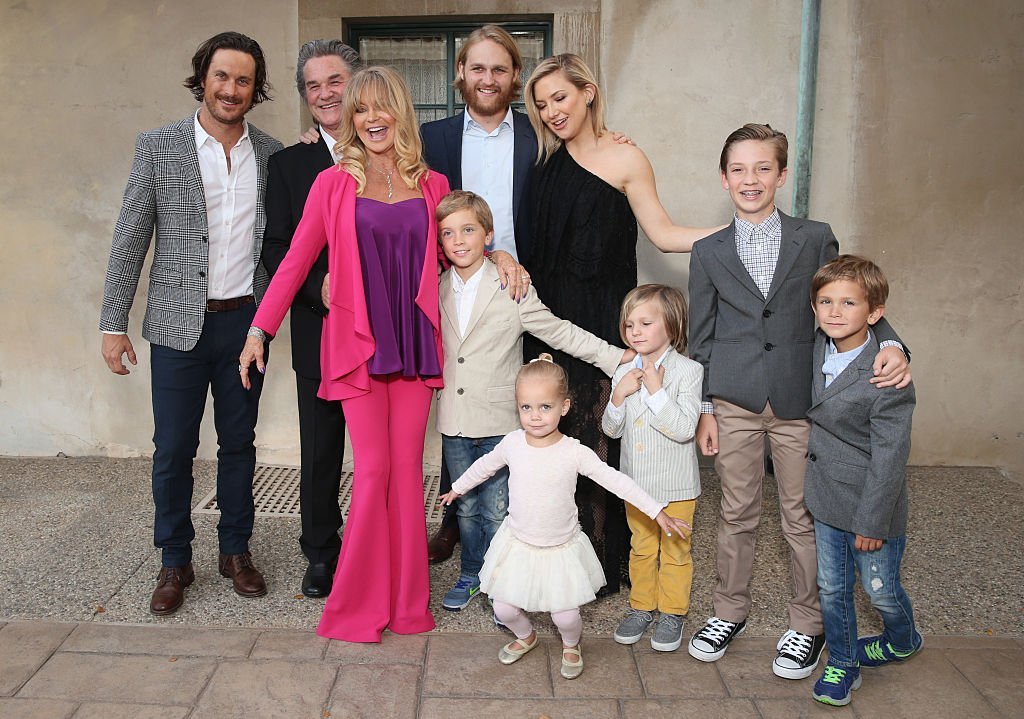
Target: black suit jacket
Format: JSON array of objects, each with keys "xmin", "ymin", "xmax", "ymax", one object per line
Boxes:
[
  {"xmin": 261, "ymin": 137, "xmax": 334, "ymax": 378},
  {"xmin": 420, "ymin": 109, "xmax": 537, "ymax": 263}
]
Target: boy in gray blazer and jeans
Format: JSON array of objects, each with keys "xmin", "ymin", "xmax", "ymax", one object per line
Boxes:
[
  {"xmin": 687, "ymin": 124, "xmax": 911, "ymax": 679},
  {"xmin": 805, "ymin": 256, "xmax": 921, "ymax": 706}
]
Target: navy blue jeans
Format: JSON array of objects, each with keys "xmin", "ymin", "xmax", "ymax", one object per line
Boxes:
[
  {"xmin": 150, "ymin": 304, "xmax": 264, "ymax": 567},
  {"xmin": 814, "ymin": 519, "xmax": 919, "ymax": 667},
  {"xmin": 442, "ymin": 435, "xmax": 508, "ymax": 581}
]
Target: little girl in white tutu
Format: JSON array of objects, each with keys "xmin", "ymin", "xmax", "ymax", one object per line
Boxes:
[{"xmin": 439, "ymin": 354, "xmax": 691, "ymax": 679}]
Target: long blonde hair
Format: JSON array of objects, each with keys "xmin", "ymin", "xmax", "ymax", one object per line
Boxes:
[
  {"xmin": 525, "ymin": 53, "xmax": 607, "ymax": 163},
  {"xmin": 333, "ymin": 66, "xmax": 428, "ymax": 193}
]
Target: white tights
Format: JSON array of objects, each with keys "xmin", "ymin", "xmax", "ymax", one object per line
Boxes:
[{"xmin": 492, "ymin": 600, "xmax": 582, "ymax": 647}]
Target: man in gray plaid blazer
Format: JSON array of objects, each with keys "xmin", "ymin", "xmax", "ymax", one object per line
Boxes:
[{"xmin": 100, "ymin": 32, "xmax": 283, "ymax": 616}]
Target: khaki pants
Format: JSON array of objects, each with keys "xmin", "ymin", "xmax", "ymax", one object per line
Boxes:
[
  {"xmin": 711, "ymin": 399, "xmax": 822, "ymax": 635},
  {"xmin": 625, "ymin": 499, "xmax": 697, "ymax": 616}
]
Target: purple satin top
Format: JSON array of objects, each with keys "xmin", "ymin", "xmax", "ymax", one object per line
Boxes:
[{"xmin": 355, "ymin": 197, "xmax": 441, "ymax": 378}]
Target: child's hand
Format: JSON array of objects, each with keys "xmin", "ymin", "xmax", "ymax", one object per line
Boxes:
[
  {"xmin": 438, "ymin": 490, "xmax": 462, "ymax": 506},
  {"xmin": 855, "ymin": 534, "xmax": 883, "ymax": 552},
  {"xmin": 696, "ymin": 413, "xmax": 719, "ymax": 455},
  {"xmin": 641, "ymin": 362, "xmax": 665, "ymax": 394},
  {"xmin": 611, "ymin": 368, "xmax": 644, "ymax": 406},
  {"xmin": 655, "ymin": 510, "xmax": 691, "ymax": 538}
]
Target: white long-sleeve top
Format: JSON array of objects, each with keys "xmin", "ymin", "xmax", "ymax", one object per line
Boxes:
[
  {"xmin": 451, "ymin": 430, "xmax": 666, "ymax": 547},
  {"xmin": 601, "ymin": 348, "xmax": 703, "ymax": 502}
]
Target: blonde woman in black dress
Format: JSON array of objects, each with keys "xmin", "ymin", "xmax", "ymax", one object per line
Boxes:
[{"xmin": 523, "ymin": 53, "xmax": 723, "ymax": 592}]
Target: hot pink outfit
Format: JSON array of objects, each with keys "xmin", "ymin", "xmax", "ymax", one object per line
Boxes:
[{"xmin": 253, "ymin": 165, "xmax": 450, "ymax": 642}]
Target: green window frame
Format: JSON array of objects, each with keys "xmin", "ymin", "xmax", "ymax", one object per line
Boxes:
[{"xmin": 347, "ymin": 20, "xmax": 553, "ymax": 123}]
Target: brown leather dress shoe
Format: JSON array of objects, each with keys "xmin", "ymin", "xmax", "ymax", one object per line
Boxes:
[
  {"xmin": 150, "ymin": 563, "xmax": 195, "ymax": 616},
  {"xmin": 218, "ymin": 551, "xmax": 267, "ymax": 597},
  {"xmin": 427, "ymin": 523, "xmax": 460, "ymax": 564}
]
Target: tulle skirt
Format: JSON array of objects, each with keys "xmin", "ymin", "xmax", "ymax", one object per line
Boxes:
[{"xmin": 480, "ymin": 518, "xmax": 607, "ymax": 612}]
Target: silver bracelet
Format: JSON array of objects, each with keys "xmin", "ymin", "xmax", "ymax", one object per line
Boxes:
[{"xmin": 247, "ymin": 326, "xmax": 267, "ymax": 342}]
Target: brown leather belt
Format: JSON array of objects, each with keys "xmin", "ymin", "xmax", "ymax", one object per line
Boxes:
[{"xmin": 206, "ymin": 295, "xmax": 255, "ymax": 312}]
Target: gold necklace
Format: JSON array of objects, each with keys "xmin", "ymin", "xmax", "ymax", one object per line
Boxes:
[{"xmin": 371, "ymin": 163, "xmax": 396, "ymax": 199}]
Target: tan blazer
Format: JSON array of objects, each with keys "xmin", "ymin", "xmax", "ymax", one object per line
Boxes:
[{"xmin": 437, "ymin": 261, "xmax": 624, "ymax": 437}]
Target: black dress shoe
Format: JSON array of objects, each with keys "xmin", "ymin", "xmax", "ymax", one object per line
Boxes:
[
  {"xmin": 302, "ymin": 561, "xmax": 336, "ymax": 598},
  {"xmin": 427, "ymin": 523, "xmax": 460, "ymax": 564}
]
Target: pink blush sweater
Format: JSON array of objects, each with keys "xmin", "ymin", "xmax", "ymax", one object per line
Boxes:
[{"xmin": 451, "ymin": 430, "xmax": 666, "ymax": 547}]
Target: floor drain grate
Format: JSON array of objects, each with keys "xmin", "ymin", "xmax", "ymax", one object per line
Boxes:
[{"xmin": 194, "ymin": 464, "xmax": 444, "ymax": 522}]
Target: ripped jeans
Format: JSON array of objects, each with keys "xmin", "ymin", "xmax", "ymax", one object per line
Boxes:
[{"xmin": 814, "ymin": 520, "xmax": 919, "ymax": 668}]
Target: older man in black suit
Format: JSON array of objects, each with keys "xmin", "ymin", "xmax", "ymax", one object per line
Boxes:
[{"xmin": 260, "ymin": 40, "xmax": 362, "ymax": 597}]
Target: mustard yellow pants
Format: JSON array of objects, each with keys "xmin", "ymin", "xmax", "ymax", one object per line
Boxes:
[{"xmin": 625, "ymin": 499, "xmax": 697, "ymax": 616}]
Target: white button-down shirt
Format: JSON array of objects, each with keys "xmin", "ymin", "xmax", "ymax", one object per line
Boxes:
[
  {"xmin": 451, "ymin": 264, "xmax": 486, "ymax": 337},
  {"xmin": 194, "ymin": 112, "xmax": 257, "ymax": 300},
  {"xmin": 461, "ymin": 108, "xmax": 516, "ymax": 258},
  {"xmin": 319, "ymin": 126, "xmax": 340, "ymax": 163}
]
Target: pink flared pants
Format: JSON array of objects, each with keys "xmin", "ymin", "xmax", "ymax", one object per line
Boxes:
[{"xmin": 317, "ymin": 375, "xmax": 435, "ymax": 642}]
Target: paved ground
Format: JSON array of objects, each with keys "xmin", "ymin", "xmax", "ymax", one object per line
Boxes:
[{"xmin": 0, "ymin": 457, "xmax": 1021, "ymax": 717}]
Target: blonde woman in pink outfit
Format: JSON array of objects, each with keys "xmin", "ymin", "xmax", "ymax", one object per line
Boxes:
[
  {"xmin": 239, "ymin": 67, "xmax": 448, "ymax": 643},
  {"xmin": 439, "ymin": 355, "xmax": 691, "ymax": 679}
]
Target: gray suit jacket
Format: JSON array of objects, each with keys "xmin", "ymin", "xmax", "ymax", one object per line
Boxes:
[
  {"xmin": 100, "ymin": 116, "xmax": 282, "ymax": 351},
  {"xmin": 804, "ymin": 331, "xmax": 916, "ymax": 539},
  {"xmin": 688, "ymin": 211, "xmax": 901, "ymax": 419}
]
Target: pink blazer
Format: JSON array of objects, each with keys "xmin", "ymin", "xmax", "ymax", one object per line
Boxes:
[{"xmin": 253, "ymin": 165, "xmax": 450, "ymax": 400}]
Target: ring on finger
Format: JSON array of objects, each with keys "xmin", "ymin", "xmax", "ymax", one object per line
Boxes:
[{"xmin": 238, "ymin": 365, "xmax": 245, "ymax": 372}]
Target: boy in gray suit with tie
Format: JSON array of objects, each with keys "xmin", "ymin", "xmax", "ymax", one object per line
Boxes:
[
  {"xmin": 805, "ymin": 256, "xmax": 921, "ymax": 706},
  {"xmin": 687, "ymin": 124, "xmax": 911, "ymax": 679}
]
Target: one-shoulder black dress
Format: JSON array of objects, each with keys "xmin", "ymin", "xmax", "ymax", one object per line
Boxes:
[{"xmin": 524, "ymin": 144, "xmax": 638, "ymax": 593}]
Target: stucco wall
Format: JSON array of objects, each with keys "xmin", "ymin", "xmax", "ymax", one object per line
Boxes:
[
  {"xmin": 0, "ymin": 1, "xmax": 301, "ymax": 461},
  {"xmin": 1, "ymin": 1, "xmax": 1020, "ymax": 474},
  {"xmin": 598, "ymin": 0, "xmax": 1022, "ymax": 473}
]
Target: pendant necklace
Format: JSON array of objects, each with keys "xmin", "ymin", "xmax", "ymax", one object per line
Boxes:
[{"xmin": 372, "ymin": 163, "xmax": 395, "ymax": 199}]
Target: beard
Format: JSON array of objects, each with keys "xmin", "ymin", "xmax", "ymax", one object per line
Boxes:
[
  {"xmin": 464, "ymin": 82, "xmax": 516, "ymax": 117},
  {"xmin": 204, "ymin": 92, "xmax": 250, "ymax": 125}
]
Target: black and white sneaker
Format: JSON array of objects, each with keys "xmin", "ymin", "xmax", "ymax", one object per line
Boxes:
[
  {"xmin": 773, "ymin": 629, "xmax": 826, "ymax": 679},
  {"xmin": 687, "ymin": 616, "xmax": 747, "ymax": 662}
]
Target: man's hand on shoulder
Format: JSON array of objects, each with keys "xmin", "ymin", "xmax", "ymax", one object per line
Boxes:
[
  {"xmin": 870, "ymin": 345, "xmax": 911, "ymax": 389},
  {"xmin": 102, "ymin": 333, "xmax": 137, "ymax": 375},
  {"xmin": 299, "ymin": 126, "xmax": 319, "ymax": 145}
]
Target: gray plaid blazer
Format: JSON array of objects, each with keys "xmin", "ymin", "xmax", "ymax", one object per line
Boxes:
[{"xmin": 100, "ymin": 116, "xmax": 283, "ymax": 351}]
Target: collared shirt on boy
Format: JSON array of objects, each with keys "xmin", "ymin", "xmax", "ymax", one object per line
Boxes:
[
  {"xmin": 451, "ymin": 264, "xmax": 486, "ymax": 337},
  {"xmin": 822, "ymin": 331, "xmax": 872, "ymax": 387},
  {"xmin": 604, "ymin": 349, "xmax": 672, "ymax": 421},
  {"xmin": 734, "ymin": 207, "xmax": 783, "ymax": 298},
  {"xmin": 461, "ymin": 108, "xmax": 516, "ymax": 258}
]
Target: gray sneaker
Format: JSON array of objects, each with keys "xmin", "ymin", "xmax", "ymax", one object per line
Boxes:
[
  {"xmin": 613, "ymin": 608, "xmax": 655, "ymax": 645},
  {"xmin": 651, "ymin": 613, "xmax": 685, "ymax": 652}
]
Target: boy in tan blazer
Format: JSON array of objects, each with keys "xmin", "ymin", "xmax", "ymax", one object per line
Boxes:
[{"xmin": 435, "ymin": 191, "xmax": 630, "ymax": 612}]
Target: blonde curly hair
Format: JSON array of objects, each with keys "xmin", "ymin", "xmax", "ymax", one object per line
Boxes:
[{"xmin": 333, "ymin": 66, "xmax": 429, "ymax": 193}]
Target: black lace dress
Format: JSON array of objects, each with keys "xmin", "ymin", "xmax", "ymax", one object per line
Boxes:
[{"xmin": 524, "ymin": 145, "xmax": 638, "ymax": 594}]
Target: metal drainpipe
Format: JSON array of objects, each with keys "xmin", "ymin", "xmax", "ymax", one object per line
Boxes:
[{"xmin": 791, "ymin": 0, "xmax": 821, "ymax": 219}]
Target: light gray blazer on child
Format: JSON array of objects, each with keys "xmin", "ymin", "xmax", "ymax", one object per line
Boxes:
[
  {"xmin": 601, "ymin": 348, "xmax": 703, "ymax": 503},
  {"xmin": 804, "ymin": 330, "xmax": 916, "ymax": 539}
]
